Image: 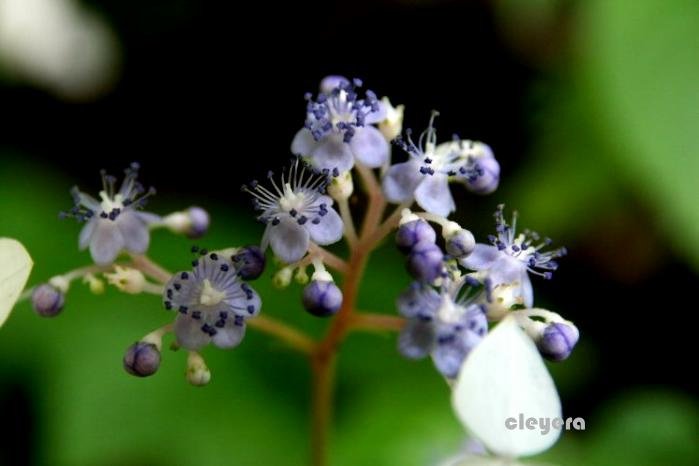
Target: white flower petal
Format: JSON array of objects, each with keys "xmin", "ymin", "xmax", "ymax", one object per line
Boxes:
[
  {"xmin": 306, "ymin": 207, "xmax": 343, "ymax": 245},
  {"xmin": 350, "ymin": 126, "xmax": 390, "ymax": 167},
  {"xmin": 89, "ymin": 219, "xmax": 125, "ymax": 265},
  {"xmin": 268, "ymin": 217, "xmax": 310, "ymax": 264},
  {"xmin": 291, "ymin": 128, "xmax": 318, "ymax": 156},
  {"xmin": 382, "ymin": 160, "xmax": 422, "ymax": 203},
  {"xmin": 116, "ymin": 210, "xmax": 150, "ymax": 254},
  {"xmin": 212, "ymin": 320, "xmax": 246, "ymax": 349},
  {"xmin": 414, "ymin": 173, "xmax": 456, "ymax": 216},
  {"xmin": 459, "ymin": 244, "xmax": 501, "ymax": 271},
  {"xmin": 0, "ymin": 238, "xmax": 33, "ymax": 328},
  {"xmin": 78, "ymin": 218, "xmax": 96, "ymax": 250},
  {"xmin": 174, "ymin": 314, "xmax": 211, "ymax": 350},
  {"xmin": 363, "ymin": 102, "xmax": 388, "ymax": 124},
  {"xmin": 452, "ymin": 316, "xmax": 562, "ymax": 458},
  {"xmin": 519, "ymin": 272, "xmax": 534, "ymax": 308},
  {"xmin": 135, "ymin": 211, "xmax": 162, "ymax": 225},
  {"xmin": 310, "ymin": 133, "xmax": 354, "ymax": 172}
]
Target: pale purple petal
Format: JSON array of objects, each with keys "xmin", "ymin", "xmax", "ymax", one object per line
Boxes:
[
  {"xmin": 174, "ymin": 314, "xmax": 211, "ymax": 350},
  {"xmin": 117, "ymin": 210, "xmax": 150, "ymax": 254},
  {"xmin": 382, "ymin": 160, "xmax": 422, "ymax": 203},
  {"xmin": 396, "ymin": 283, "xmax": 441, "ymax": 319},
  {"xmin": 89, "ymin": 220, "xmax": 125, "ymax": 265},
  {"xmin": 268, "ymin": 217, "xmax": 310, "ymax": 263},
  {"xmin": 363, "ymin": 102, "xmax": 387, "ymax": 124},
  {"xmin": 224, "ymin": 285, "xmax": 261, "ymax": 318},
  {"xmin": 459, "ymin": 244, "xmax": 501, "ymax": 271},
  {"xmin": 320, "ymin": 75, "xmax": 349, "ymax": 94},
  {"xmin": 78, "ymin": 218, "xmax": 97, "ymax": 250},
  {"xmin": 310, "ymin": 133, "xmax": 354, "ymax": 172},
  {"xmin": 519, "ymin": 272, "xmax": 534, "ymax": 308},
  {"xmin": 350, "ymin": 126, "xmax": 389, "ymax": 167},
  {"xmin": 291, "ymin": 128, "xmax": 318, "ymax": 157},
  {"xmin": 212, "ymin": 320, "xmax": 246, "ymax": 349},
  {"xmin": 398, "ymin": 321, "xmax": 435, "ymax": 359},
  {"xmin": 414, "ymin": 173, "xmax": 455, "ymax": 217},
  {"xmin": 135, "ymin": 211, "xmax": 162, "ymax": 225},
  {"xmin": 487, "ymin": 255, "xmax": 527, "ymax": 287},
  {"xmin": 306, "ymin": 207, "xmax": 343, "ymax": 246}
]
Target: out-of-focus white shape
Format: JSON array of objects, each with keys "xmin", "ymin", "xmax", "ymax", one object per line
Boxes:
[
  {"xmin": 452, "ymin": 316, "xmax": 561, "ymax": 458},
  {"xmin": 0, "ymin": 238, "xmax": 33, "ymax": 327},
  {"xmin": 440, "ymin": 454, "xmax": 520, "ymax": 466},
  {"xmin": 0, "ymin": 0, "xmax": 120, "ymax": 100}
]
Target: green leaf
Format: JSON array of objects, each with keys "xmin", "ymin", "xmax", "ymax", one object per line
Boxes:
[{"xmin": 578, "ymin": 0, "xmax": 699, "ymax": 267}]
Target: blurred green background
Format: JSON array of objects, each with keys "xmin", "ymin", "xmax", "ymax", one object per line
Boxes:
[{"xmin": 1, "ymin": 0, "xmax": 698, "ymax": 465}]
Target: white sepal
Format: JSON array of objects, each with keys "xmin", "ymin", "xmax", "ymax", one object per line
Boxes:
[
  {"xmin": 0, "ymin": 238, "xmax": 33, "ymax": 327},
  {"xmin": 452, "ymin": 316, "xmax": 561, "ymax": 458}
]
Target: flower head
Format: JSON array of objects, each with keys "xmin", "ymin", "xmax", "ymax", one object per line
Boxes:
[
  {"xmin": 243, "ymin": 158, "xmax": 344, "ymax": 264},
  {"xmin": 460, "ymin": 205, "xmax": 567, "ymax": 307},
  {"xmin": 163, "ymin": 250, "xmax": 262, "ymax": 350},
  {"xmin": 291, "ymin": 77, "xmax": 389, "ymax": 172},
  {"xmin": 382, "ymin": 112, "xmax": 499, "ymax": 217},
  {"xmin": 397, "ymin": 276, "xmax": 488, "ymax": 379},
  {"xmin": 61, "ymin": 163, "xmax": 160, "ymax": 265}
]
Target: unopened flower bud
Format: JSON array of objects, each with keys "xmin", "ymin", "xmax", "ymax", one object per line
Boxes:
[
  {"xmin": 123, "ymin": 342, "xmax": 161, "ymax": 377},
  {"xmin": 396, "ymin": 219, "xmax": 437, "ymax": 254},
  {"xmin": 327, "ymin": 170, "xmax": 354, "ymax": 201},
  {"xmin": 31, "ymin": 284, "xmax": 64, "ymax": 317},
  {"xmin": 537, "ymin": 322, "xmax": 579, "ymax": 361},
  {"xmin": 273, "ymin": 267, "xmax": 293, "ymax": 288},
  {"xmin": 105, "ymin": 266, "xmax": 146, "ymax": 294},
  {"xmin": 232, "ymin": 245, "xmax": 266, "ymax": 280},
  {"xmin": 295, "ymin": 266, "xmax": 310, "ymax": 285},
  {"xmin": 407, "ymin": 241, "xmax": 444, "ymax": 283},
  {"xmin": 302, "ymin": 280, "xmax": 343, "ymax": 317},
  {"xmin": 164, "ymin": 207, "xmax": 210, "ymax": 239},
  {"xmin": 186, "ymin": 352, "xmax": 211, "ymax": 386},
  {"xmin": 465, "ymin": 144, "xmax": 500, "ymax": 195},
  {"xmin": 378, "ymin": 97, "xmax": 404, "ymax": 142},
  {"xmin": 83, "ymin": 274, "xmax": 105, "ymax": 294},
  {"xmin": 443, "ymin": 222, "xmax": 475, "ymax": 258}
]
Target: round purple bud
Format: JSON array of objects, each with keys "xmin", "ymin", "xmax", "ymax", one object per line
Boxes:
[
  {"xmin": 123, "ymin": 342, "xmax": 161, "ymax": 377},
  {"xmin": 466, "ymin": 156, "xmax": 500, "ymax": 195},
  {"xmin": 233, "ymin": 245, "xmax": 266, "ymax": 280},
  {"xmin": 396, "ymin": 219, "xmax": 437, "ymax": 254},
  {"xmin": 407, "ymin": 241, "xmax": 444, "ymax": 283},
  {"xmin": 445, "ymin": 229, "xmax": 476, "ymax": 258},
  {"xmin": 31, "ymin": 284, "xmax": 65, "ymax": 317},
  {"xmin": 186, "ymin": 207, "xmax": 210, "ymax": 239},
  {"xmin": 537, "ymin": 323, "xmax": 579, "ymax": 361},
  {"xmin": 302, "ymin": 280, "xmax": 343, "ymax": 317}
]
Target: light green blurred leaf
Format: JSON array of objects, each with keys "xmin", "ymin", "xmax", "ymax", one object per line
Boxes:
[
  {"xmin": 0, "ymin": 237, "xmax": 33, "ymax": 327},
  {"xmin": 578, "ymin": 0, "xmax": 699, "ymax": 267}
]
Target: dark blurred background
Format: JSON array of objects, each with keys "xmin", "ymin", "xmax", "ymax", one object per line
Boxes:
[{"xmin": 1, "ymin": 0, "xmax": 697, "ymax": 465}]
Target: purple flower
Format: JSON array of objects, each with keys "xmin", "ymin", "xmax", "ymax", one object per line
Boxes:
[
  {"xmin": 397, "ymin": 278, "xmax": 488, "ymax": 379},
  {"xmin": 382, "ymin": 112, "xmax": 499, "ymax": 217},
  {"xmin": 460, "ymin": 205, "xmax": 567, "ymax": 307},
  {"xmin": 243, "ymin": 158, "xmax": 344, "ymax": 264},
  {"xmin": 291, "ymin": 77, "xmax": 389, "ymax": 172},
  {"xmin": 164, "ymin": 252, "xmax": 261, "ymax": 350},
  {"xmin": 62, "ymin": 163, "xmax": 160, "ymax": 265}
]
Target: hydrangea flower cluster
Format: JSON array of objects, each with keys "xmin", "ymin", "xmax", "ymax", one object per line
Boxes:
[{"xmin": 2, "ymin": 75, "xmax": 581, "ymax": 465}]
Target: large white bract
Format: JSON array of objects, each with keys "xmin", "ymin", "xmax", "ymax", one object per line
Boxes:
[
  {"xmin": 0, "ymin": 238, "xmax": 33, "ymax": 327},
  {"xmin": 452, "ymin": 316, "xmax": 562, "ymax": 458}
]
